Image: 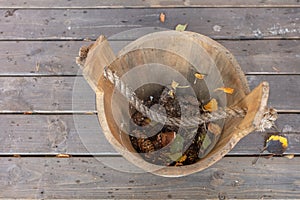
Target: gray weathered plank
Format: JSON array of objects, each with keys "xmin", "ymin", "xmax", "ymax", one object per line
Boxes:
[
  {"xmin": 0, "ymin": 0, "xmax": 299, "ymax": 8},
  {"xmin": 1, "ymin": 156, "xmax": 300, "ymax": 199},
  {"xmin": 0, "ymin": 8, "xmax": 299, "ymax": 40},
  {"xmin": 0, "ymin": 114, "xmax": 298, "ymax": 155},
  {"xmin": 0, "ymin": 76, "xmax": 95, "ymax": 111},
  {"xmin": 0, "ymin": 40, "xmax": 299, "ymax": 75},
  {"xmin": 0, "ymin": 75, "xmax": 298, "ymax": 112},
  {"xmin": 247, "ymin": 75, "xmax": 300, "ymax": 110}
]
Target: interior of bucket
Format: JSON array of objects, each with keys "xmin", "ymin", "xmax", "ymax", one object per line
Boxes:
[{"xmin": 97, "ymin": 31, "xmax": 251, "ymax": 171}]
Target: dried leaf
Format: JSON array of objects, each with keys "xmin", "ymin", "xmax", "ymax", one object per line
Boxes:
[
  {"xmin": 171, "ymin": 80, "xmax": 179, "ymax": 90},
  {"xmin": 170, "ymin": 134, "xmax": 184, "ymax": 154},
  {"xmin": 177, "ymin": 154, "xmax": 187, "ymax": 163},
  {"xmin": 208, "ymin": 123, "xmax": 222, "ymax": 136},
  {"xmin": 161, "ymin": 132, "xmax": 176, "ymax": 147},
  {"xmin": 175, "ymin": 154, "xmax": 187, "ymax": 165},
  {"xmin": 144, "ymin": 118, "xmax": 151, "ymax": 125},
  {"xmin": 177, "ymin": 85, "xmax": 190, "ymax": 89},
  {"xmin": 159, "ymin": 13, "xmax": 165, "ymax": 23},
  {"xmin": 171, "ymin": 80, "xmax": 189, "ymax": 89},
  {"xmin": 284, "ymin": 154, "xmax": 294, "ymax": 159},
  {"xmin": 168, "ymin": 152, "xmax": 183, "ymax": 161},
  {"xmin": 24, "ymin": 111, "xmax": 33, "ymax": 115},
  {"xmin": 194, "ymin": 73, "xmax": 205, "ymax": 80},
  {"xmin": 13, "ymin": 154, "xmax": 21, "ymax": 157},
  {"xmin": 201, "ymin": 135, "xmax": 212, "ymax": 152},
  {"xmin": 85, "ymin": 111, "xmax": 94, "ymax": 115},
  {"xmin": 168, "ymin": 90, "xmax": 175, "ymax": 97},
  {"xmin": 56, "ymin": 154, "xmax": 71, "ymax": 158},
  {"xmin": 272, "ymin": 66, "xmax": 280, "ymax": 72},
  {"xmin": 203, "ymin": 98, "xmax": 218, "ymax": 112},
  {"xmin": 35, "ymin": 62, "xmax": 40, "ymax": 72},
  {"xmin": 214, "ymin": 87, "xmax": 234, "ymax": 94},
  {"xmin": 175, "ymin": 24, "xmax": 188, "ymax": 31}
]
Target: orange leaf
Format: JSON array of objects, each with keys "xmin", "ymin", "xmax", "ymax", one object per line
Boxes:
[
  {"xmin": 215, "ymin": 87, "xmax": 234, "ymax": 94},
  {"xmin": 194, "ymin": 73, "xmax": 205, "ymax": 79},
  {"xmin": 56, "ymin": 154, "xmax": 71, "ymax": 158},
  {"xmin": 159, "ymin": 13, "xmax": 165, "ymax": 23},
  {"xmin": 203, "ymin": 98, "xmax": 218, "ymax": 112},
  {"xmin": 177, "ymin": 154, "xmax": 187, "ymax": 163}
]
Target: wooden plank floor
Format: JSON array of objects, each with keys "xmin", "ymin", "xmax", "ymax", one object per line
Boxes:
[{"xmin": 0, "ymin": 1, "xmax": 299, "ymax": 199}]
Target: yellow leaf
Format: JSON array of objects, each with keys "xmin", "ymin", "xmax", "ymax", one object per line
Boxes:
[
  {"xmin": 203, "ymin": 98, "xmax": 218, "ymax": 112},
  {"xmin": 194, "ymin": 73, "xmax": 205, "ymax": 79},
  {"xmin": 175, "ymin": 24, "xmax": 188, "ymax": 31},
  {"xmin": 159, "ymin": 13, "xmax": 165, "ymax": 23},
  {"xmin": 171, "ymin": 80, "xmax": 189, "ymax": 89},
  {"xmin": 177, "ymin": 85, "xmax": 190, "ymax": 89},
  {"xmin": 56, "ymin": 154, "xmax": 71, "ymax": 158},
  {"xmin": 284, "ymin": 154, "xmax": 294, "ymax": 159},
  {"xmin": 215, "ymin": 87, "xmax": 234, "ymax": 94},
  {"xmin": 168, "ymin": 90, "xmax": 175, "ymax": 97},
  {"xmin": 171, "ymin": 80, "xmax": 179, "ymax": 90},
  {"xmin": 177, "ymin": 154, "xmax": 187, "ymax": 163}
]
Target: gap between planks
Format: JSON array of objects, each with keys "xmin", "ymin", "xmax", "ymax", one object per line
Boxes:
[
  {"xmin": 0, "ymin": 110, "xmax": 298, "ymax": 114},
  {"xmin": 0, "ymin": 0, "xmax": 299, "ymax": 9},
  {"xmin": 1, "ymin": 72, "xmax": 300, "ymax": 77},
  {"xmin": 0, "ymin": 37, "xmax": 299, "ymax": 42}
]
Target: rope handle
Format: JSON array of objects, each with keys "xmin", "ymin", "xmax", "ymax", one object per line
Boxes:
[{"xmin": 76, "ymin": 37, "xmax": 277, "ymax": 132}]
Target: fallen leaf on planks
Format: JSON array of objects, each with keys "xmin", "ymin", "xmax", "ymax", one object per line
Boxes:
[
  {"xmin": 214, "ymin": 87, "xmax": 234, "ymax": 94},
  {"xmin": 284, "ymin": 154, "xmax": 294, "ymax": 159},
  {"xmin": 175, "ymin": 24, "xmax": 188, "ymax": 31},
  {"xmin": 35, "ymin": 62, "xmax": 40, "ymax": 72},
  {"xmin": 56, "ymin": 154, "xmax": 71, "ymax": 158},
  {"xmin": 159, "ymin": 13, "xmax": 165, "ymax": 23},
  {"xmin": 272, "ymin": 66, "xmax": 280, "ymax": 72}
]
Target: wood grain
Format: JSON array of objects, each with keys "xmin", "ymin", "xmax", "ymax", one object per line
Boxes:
[
  {"xmin": 0, "ymin": 114, "xmax": 298, "ymax": 155},
  {"xmin": 1, "ymin": 156, "xmax": 300, "ymax": 199},
  {"xmin": 0, "ymin": 40, "xmax": 299, "ymax": 76},
  {"xmin": 0, "ymin": 8, "xmax": 299, "ymax": 40},
  {"xmin": 0, "ymin": 75, "xmax": 298, "ymax": 112},
  {"xmin": 0, "ymin": 0, "xmax": 299, "ymax": 8}
]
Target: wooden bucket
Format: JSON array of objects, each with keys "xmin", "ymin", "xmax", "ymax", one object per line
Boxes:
[{"xmin": 77, "ymin": 31, "xmax": 269, "ymax": 177}]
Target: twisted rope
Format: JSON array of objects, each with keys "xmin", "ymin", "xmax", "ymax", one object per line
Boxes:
[
  {"xmin": 103, "ymin": 67, "xmax": 249, "ymax": 128},
  {"xmin": 76, "ymin": 43, "xmax": 277, "ymax": 131}
]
